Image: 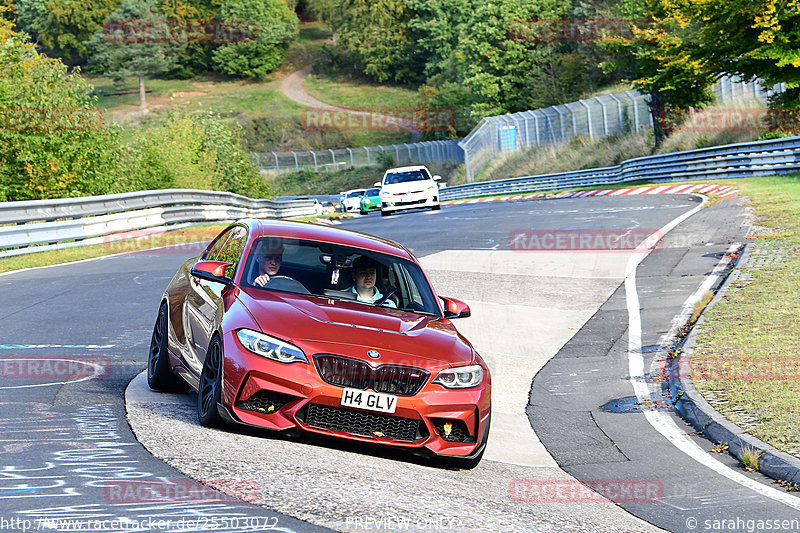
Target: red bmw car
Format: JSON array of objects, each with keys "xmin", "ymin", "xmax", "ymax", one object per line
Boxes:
[{"xmin": 147, "ymin": 219, "xmax": 491, "ymax": 467}]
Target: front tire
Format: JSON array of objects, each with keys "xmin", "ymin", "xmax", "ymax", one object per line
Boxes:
[
  {"xmin": 381, "ymin": 210, "xmax": 391, "ymax": 217},
  {"xmin": 197, "ymin": 336, "xmax": 225, "ymax": 428},
  {"xmin": 147, "ymin": 303, "xmax": 186, "ymax": 392}
]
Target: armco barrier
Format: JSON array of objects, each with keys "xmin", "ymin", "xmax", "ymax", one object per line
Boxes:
[
  {"xmin": 440, "ymin": 135, "xmax": 800, "ymax": 200},
  {"xmin": 0, "ymin": 190, "xmax": 317, "ymax": 258}
]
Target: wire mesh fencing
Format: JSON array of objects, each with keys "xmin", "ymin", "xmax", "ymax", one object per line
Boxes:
[
  {"xmin": 254, "ymin": 140, "xmax": 463, "ymax": 174},
  {"xmin": 253, "ymin": 76, "xmax": 786, "ymax": 182},
  {"xmin": 458, "ymin": 76, "xmax": 785, "ymax": 182}
]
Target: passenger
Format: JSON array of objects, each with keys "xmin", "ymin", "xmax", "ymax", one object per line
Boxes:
[
  {"xmin": 253, "ymin": 242, "xmax": 284, "ymax": 287},
  {"xmin": 346, "ymin": 256, "xmax": 397, "ymax": 307}
]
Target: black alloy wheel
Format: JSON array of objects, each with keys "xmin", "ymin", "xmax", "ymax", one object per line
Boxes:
[
  {"xmin": 197, "ymin": 337, "xmax": 225, "ymax": 427},
  {"xmin": 147, "ymin": 303, "xmax": 186, "ymax": 392}
]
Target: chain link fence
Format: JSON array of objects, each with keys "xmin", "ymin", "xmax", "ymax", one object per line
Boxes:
[
  {"xmin": 458, "ymin": 76, "xmax": 786, "ymax": 182},
  {"xmin": 254, "ymin": 140, "xmax": 463, "ymax": 174},
  {"xmin": 253, "ymin": 77, "xmax": 786, "ymax": 181}
]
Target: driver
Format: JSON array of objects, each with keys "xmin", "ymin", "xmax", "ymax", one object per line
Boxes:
[
  {"xmin": 346, "ymin": 256, "xmax": 397, "ymax": 308},
  {"xmin": 253, "ymin": 241, "xmax": 284, "ymax": 287}
]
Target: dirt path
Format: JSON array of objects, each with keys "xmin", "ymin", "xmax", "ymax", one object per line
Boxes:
[
  {"xmin": 280, "ymin": 65, "xmax": 348, "ymax": 111},
  {"xmin": 280, "ymin": 64, "xmax": 422, "ymax": 141}
]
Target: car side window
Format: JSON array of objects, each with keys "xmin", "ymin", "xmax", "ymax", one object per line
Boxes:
[
  {"xmin": 203, "ymin": 228, "xmax": 234, "ymax": 260},
  {"xmin": 214, "ymin": 226, "xmax": 248, "ymax": 278}
]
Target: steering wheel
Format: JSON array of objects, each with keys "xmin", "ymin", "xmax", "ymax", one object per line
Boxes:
[
  {"xmin": 264, "ymin": 275, "xmax": 310, "ymax": 294},
  {"xmin": 374, "ymin": 288, "xmax": 397, "ymax": 306}
]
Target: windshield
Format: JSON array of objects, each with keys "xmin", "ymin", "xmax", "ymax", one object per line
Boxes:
[
  {"xmin": 346, "ymin": 190, "xmax": 365, "ymax": 198},
  {"xmin": 383, "ymin": 169, "xmax": 430, "ymax": 185},
  {"xmin": 242, "ymin": 237, "xmax": 441, "ymax": 316},
  {"xmin": 365, "ymin": 188, "xmax": 379, "ymax": 196}
]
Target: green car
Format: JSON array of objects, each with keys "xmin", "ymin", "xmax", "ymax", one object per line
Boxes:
[{"xmin": 359, "ymin": 187, "xmax": 381, "ymax": 214}]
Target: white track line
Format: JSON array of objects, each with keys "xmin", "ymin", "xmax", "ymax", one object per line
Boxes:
[{"xmin": 624, "ymin": 196, "xmax": 800, "ymax": 510}]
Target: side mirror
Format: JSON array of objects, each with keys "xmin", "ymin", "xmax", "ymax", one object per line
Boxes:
[
  {"xmin": 373, "ymin": 181, "xmax": 381, "ymax": 187},
  {"xmin": 191, "ymin": 260, "xmax": 234, "ymax": 286},
  {"xmin": 433, "ymin": 175, "xmax": 442, "ymax": 181},
  {"xmin": 440, "ymin": 296, "xmax": 470, "ymax": 319}
]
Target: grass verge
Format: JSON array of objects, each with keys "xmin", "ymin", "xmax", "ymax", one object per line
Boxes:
[
  {"xmin": 691, "ymin": 174, "xmax": 800, "ymax": 457},
  {"xmin": 304, "ymin": 71, "xmax": 423, "ymax": 111}
]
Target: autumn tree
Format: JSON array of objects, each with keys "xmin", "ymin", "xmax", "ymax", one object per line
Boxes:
[
  {"xmin": 16, "ymin": 0, "xmax": 120, "ymax": 61},
  {"xmin": 0, "ymin": 26, "xmax": 122, "ymax": 201},
  {"xmin": 599, "ymin": 0, "xmax": 717, "ymax": 146},
  {"xmin": 683, "ymin": 0, "xmax": 800, "ymax": 109}
]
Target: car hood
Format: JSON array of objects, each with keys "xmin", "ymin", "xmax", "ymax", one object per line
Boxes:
[{"xmin": 238, "ymin": 289, "xmax": 474, "ymax": 366}]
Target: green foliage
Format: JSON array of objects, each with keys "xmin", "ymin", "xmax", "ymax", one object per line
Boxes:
[
  {"xmin": 211, "ymin": 0, "xmax": 298, "ymax": 79},
  {"xmin": 598, "ymin": 0, "xmax": 716, "ymax": 145},
  {"xmin": 332, "ymin": 0, "xmax": 614, "ymax": 125},
  {"xmin": 119, "ymin": 112, "xmax": 271, "ymax": 198},
  {"xmin": 332, "ymin": 0, "xmax": 414, "ymax": 83},
  {"xmin": 0, "ymin": 29, "xmax": 123, "ymax": 201},
  {"xmin": 16, "ymin": 0, "xmax": 119, "ymax": 60},
  {"xmin": 85, "ymin": 0, "xmax": 179, "ymax": 82},
  {"xmin": 684, "ymin": 0, "xmax": 800, "ymax": 92},
  {"xmin": 301, "ymin": 0, "xmax": 337, "ymax": 22}
]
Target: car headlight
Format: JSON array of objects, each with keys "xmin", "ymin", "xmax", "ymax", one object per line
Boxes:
[
  {"xmin": 380, "ymin": 191, "xmax": 392, "ymax": 199},
  {"xmin": 236, "ymin": 329, "xmax": 308, "ymax": 364},
  {"xmin": 432, "ymin": 364, "xmax": 483, "ymax": 388},
  {"xmin": 426, "ymin": 184, "xmax": 436, "ymax": 192}
]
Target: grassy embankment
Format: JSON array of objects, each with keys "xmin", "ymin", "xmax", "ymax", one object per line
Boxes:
[
  {"xmin": 691, "ymin": 175, "xmax": 800, "ymax": 459},
  {"xmin": 88, "ymin": 23, "xmax": 422, "ymax": 153}
]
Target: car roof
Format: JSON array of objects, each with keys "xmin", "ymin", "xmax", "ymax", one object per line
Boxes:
[
  {"xmin": 248, "ymin": 219, "xmax": 414, "ymax": 260},
  {"xmin": 383, "ymin": 165, "xmax": 430, "ymax": 174},
  {"xmin": 340, "ymin": 188, "xmax": 367, "ymax": 194}
]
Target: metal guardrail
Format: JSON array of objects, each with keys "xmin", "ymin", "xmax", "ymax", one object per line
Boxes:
[
  {"xmin": 440, "ymin": 136, "xmax": 800, "ymax": 200},
  {"xmin": 0, "ymin": 189, "xmax": 318, "ymax": 258}
]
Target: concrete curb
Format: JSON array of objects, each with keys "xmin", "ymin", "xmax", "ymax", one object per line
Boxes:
[{"xmin": 669, "ymin": 243, "xmax": 800, "ymax": 485}]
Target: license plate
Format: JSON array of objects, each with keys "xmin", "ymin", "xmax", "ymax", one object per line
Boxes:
[{"xmin": 340, "ymin": 388, "xmax": 397, "ymax": 414}]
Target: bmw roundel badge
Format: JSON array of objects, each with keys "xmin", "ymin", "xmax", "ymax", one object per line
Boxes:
[{"xmin": 367, "ymin": 350, "xmax": 381, "ymax": 360}]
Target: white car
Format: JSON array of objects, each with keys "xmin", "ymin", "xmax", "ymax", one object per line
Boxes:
[
  {"xmin": 339, "ymin": 188, "xmax": 367, "ymax": 212},
  {"xmin": 378, "ymin": 166, "xmax": 441, "ymax": 216}
]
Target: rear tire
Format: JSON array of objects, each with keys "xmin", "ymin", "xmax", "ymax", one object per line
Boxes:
[
  {"xmin": 197, "ymin": 337, "xmax": 225, "ymax": 428},
  {"xmin": 147, "ymin": 303, "xmax": 187, "ymax": 392}
]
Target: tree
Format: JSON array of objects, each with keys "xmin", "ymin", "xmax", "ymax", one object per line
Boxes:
[
  {"xmin": 681, "ymin": 0, "xmax": 800, "ymax": 110},
  {"xmin": 85, "ymin": 0, "xmax": 178, "ymax": 107},
  {"xmin": 0, "ymin": 27, "xmax": 122, "ymax": 201},
  {"xmin": 599, "ymin": 0, "xmax": 717, "ymax": 146},
  {"xmin": 332, "ymin": 0, "xmax": 414, "ymax": 83},
  {"xmin": 16, "ymin": 0, "xmax": 120, "ymax": 61},
  {"xmin": 211, "ymin": 0, "xmax": 298, "ymax": 79}
]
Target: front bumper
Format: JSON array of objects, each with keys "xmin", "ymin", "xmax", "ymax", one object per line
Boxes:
[
  {"xmin": 381, "ymin": 191, "xmax": 439, "ymax": 213},
  {"xmin": 361, "ymin": 199, "xmax": 380, "ymax": 212},
  {"xmin": 220, "ymin": 331, "xmax": 490, "ymax": 458}
]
